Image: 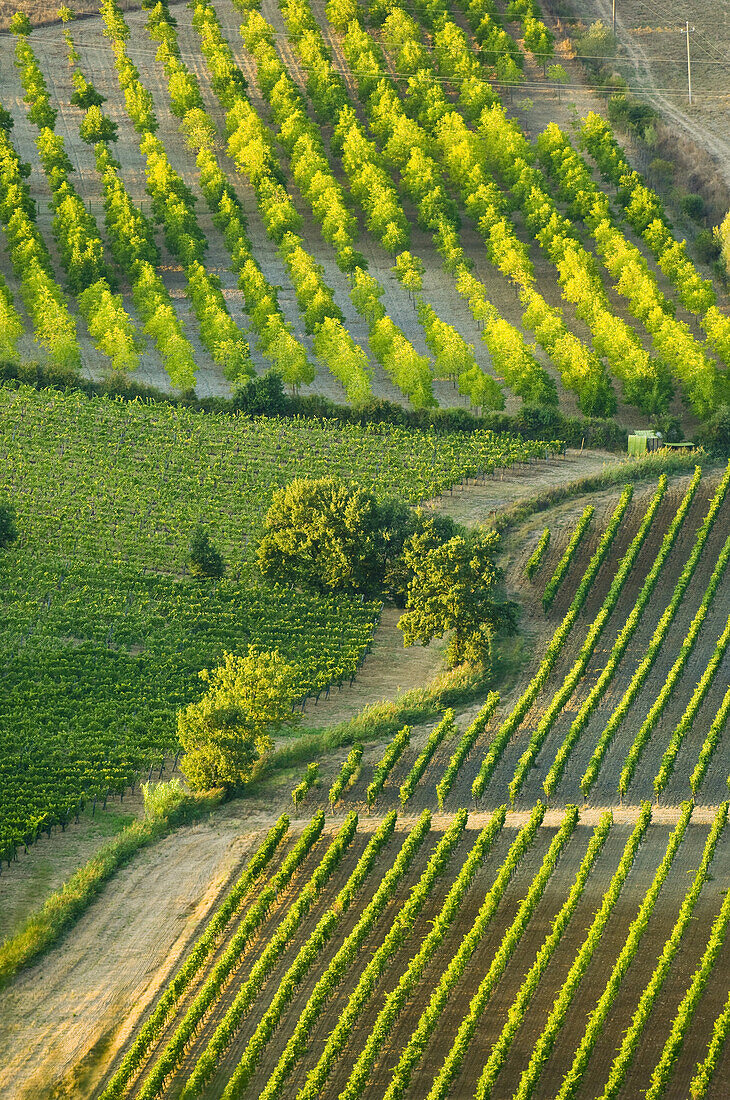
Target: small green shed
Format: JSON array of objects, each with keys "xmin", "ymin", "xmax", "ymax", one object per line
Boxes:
[{"xmin": 628, "ymin": 430, "xmax": 663, "ymax": 456}]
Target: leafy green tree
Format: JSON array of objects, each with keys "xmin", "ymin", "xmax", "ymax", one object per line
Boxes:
[
  {"xmin": 0, "ymin": 502, "xmax": 18, "ymax": 549},
  {"xmin": 80, "ymin": 106, "xmax": 118, "ymax": 145},
  {"xmin": 187, "ymin": 523, "xmax": 224, "ymax": 579},
  {"xmin": 9, "ymin": 12, "xmax": 32, "ymax": 35},
  {"xmin": 233, "ymin": 369, "xmax": 288, "ymax": 416},
  {"xmin": 398, "ymin": 525, "xmax": 516, "ymax": 668},
  {"xmin": 547, "ymin": 64, "xmax": 568, "ymax": 102},
  {"xmin": 178, "ymin": 648, "xmax": 299, "ymax": 790},
  {"xmin": 258, "ymin": 477, "xmax": 456, "ymax": 603}
]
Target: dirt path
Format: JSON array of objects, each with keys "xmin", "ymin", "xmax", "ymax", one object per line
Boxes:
[{"xmin": 582, "ymin": 0, "xmax": 730, "ymax": 190}]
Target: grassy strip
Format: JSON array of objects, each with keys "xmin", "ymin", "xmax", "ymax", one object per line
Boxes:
[
  {"xmin": 258, "ymin": 663, "xmax": 489, "ymax": 778},
  {"xmin": 0, "ymin": 790, "xmax": 222, "ymax": 992},
  {"xmin": 494, "ymin": 449, "xmax": 707, "ymax": 536}
]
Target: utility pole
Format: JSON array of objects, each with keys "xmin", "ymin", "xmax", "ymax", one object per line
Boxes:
[
  {"xmin": 686, "ymin": 21, "xmax": 693, "ymax": 105},
  {"xmin": 612, "ymin": 0, "xmax": 616, "ymax": 38}
]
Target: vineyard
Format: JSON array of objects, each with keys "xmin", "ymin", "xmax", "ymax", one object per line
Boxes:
[
  {"xmin": 2, "ymin": 0, "xmax": 730, "ymax": 1095},
  {"xmin": 18, "ymin": 463, "xmax": 717, "ymax": 1100},
  {"xmin": 0, "ymin": 382, "xmax": 555, "ymax": 868}
]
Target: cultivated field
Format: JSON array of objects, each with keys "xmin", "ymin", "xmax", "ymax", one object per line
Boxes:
[{"xmin": 1, "ymin": 0, "xmax": 730, "ymax": 1097}]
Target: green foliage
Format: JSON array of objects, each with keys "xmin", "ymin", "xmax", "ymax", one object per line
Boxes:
[
  {"xmin": 71, "ymin": 71, "xmax": 106, "ymax": 110},
  {"xmin": 542, "ymin": 505, "xmax": 593, "ymax": 611},
  {"xmin": 258, "ymin": 475, "xmax": 458, "ymax": 602},
  {"xmin": 0, "ymin": 501, "xmax": 18, "ymax": 548},
  {"xmin": 141, "ymin": 777, "xmax": 186, "ymax": 821},
  {"xmin": 543, "ymin": 469, "xmax": 700, "ymax": 799},
  {"xmin": 177, "ymin": 647, "xmax": 300, "ymax": 791},
  {"xmin": 291, "ymin": 762, "xmax": 318, "ymax": 807},
  {"xmin": 328, "ymin": 745, "xmax": 363, "ymax": 805},
  {"xmin": 79, "ymin": 105, "xmax": 117, "ymax": 144},
  {"xmin": 399, "ymin": 525, "xmax": 514, "ymax": 668},
  {"xmin": 9, "ymin": 12, "xmax": 32, "ymax": 35},
  {"xmin": 187, "ymin": 524, "xmax": 224, "ymax": 579},
  {"xmin": 525, "ymin": 526, "xmax": 550, "ymax": 579}
]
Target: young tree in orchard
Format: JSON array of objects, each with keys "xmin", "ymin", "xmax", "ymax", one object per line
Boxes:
[
  {"xmin": 187, "ymin": 523, "xmax": 224, "ymax": 579},
  {"xmin": 398, "ymin": 524, "xmax": 516, "ymax": 668},
  {"xmin": 80, "ymin": 105, "xmax": 118, "ymax": 145},
  {"xmin": 178, "ymin": 648, "xmax": 299, "ymax": 791}
]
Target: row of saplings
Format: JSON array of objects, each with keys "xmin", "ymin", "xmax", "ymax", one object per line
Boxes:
[{"xmin": 179, "ymin": 476, "xmax": 515, "ymax": 794}]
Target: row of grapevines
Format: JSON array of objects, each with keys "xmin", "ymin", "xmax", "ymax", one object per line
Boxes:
[
  {"xmin": 329, "ymin": 745, "xmax": 363, "ymax": 808},
  {"xmin": 653, "ymin": 612, "xmax": 730, "ymax": 797},
  {"xmin": 292, "ymin": 763, "xmax": 319, "ymax": 808},
  {"xmin": 510, "ymin": 478, "xmax": 665, "ymax": 803},
  {"xmin": 542, "ymin": 468, "xmax": 701, "ymax": 799},
  {"xmin": 542, "ymin": 504, "xmax": 594, "ymax": 611},
  {"xmin": 344, "ymin": 802, "xmax": 549, "ymax": 1100},
  {"xmin": 436, "ymin": 694, "xmax": 499, "ymax": 810},
  {"xmin": 176, "ymin": 813, "xmax": 361, "ymax": 1099},
  {"xmin": 645, "ymin": 872, "xmax": 730, "ymax": 1100},
  {"xmin": 510, "ymin": 802, "xmax": 653, "ymax": 1100},
  {"xmin": 689, "ymin": 682, "xmax": 730, "ymax": 796},
  {"xmin": 599, "ymin": 803, "xmax": 728, "ymax": 1100},
  {"xmin": 473, "ymin": 811, "xmax": 613, "ymax": 1100},
  {"xmin": 619, "ymin": 534, "xmax": 730, "ymax": 796},
  {"xmin": 579, "ymin": 112, "xmax": 719, "ymax": 319},
  {"xmin": 399, "ymin": 710, "xmax": 456, "ymax": 805},
  {"xmin": 689, "ymin": 988, "xmax": 730, "ymax": 1098},
  {"xmin": 99, "ymin": 814, "xmax": 290, "ymax": 1100},
  {"xmin": 367, "ymin": 725, "xmax": 411, "ymax": 806},
  {"xmin": 399, "ymin": 802, "xmax": 565, "ymax": 1100},
  {"xmin": 526, "ymin": 526, "xmax": 550, "ymax": 579},
  {"xmin": 129, "ymin": 811, "xmax": 329, "ymax": 1100},
  {"xmin": 205, "ymin": 812, "xmax": 400, "ymax": 1100},
  {"xmin": 581, "ymin": 463, "xmax": 730, "ymax": 797},
  {"xmin": 472, "ymin": 484, "xmax": 633, "ymax": 801},
  {"xmin": 256, "ymin": 810, "xmax": 432, "ymax": 1100},
  {"xmin": 295, "ymin": 807, "xmax": 475, "ymax": 1099},
  {"xmin": 555, "ymin": 801, "xmax": 694, "ymax": 1099}
]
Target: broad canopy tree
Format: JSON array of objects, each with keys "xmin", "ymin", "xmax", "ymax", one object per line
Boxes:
[
  {"xmin": 258, "ymin": 477, "xmax": 515, "ymax": 669},
  {"xmin": 398, "ymin": 523, "xmax": 517, "ymax": 667},
  {"xmin": 258, "ymin": 476, "xmax": 456, "ymax": 604}
]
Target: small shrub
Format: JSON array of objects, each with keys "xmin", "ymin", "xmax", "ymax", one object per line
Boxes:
[
  {"xmin": 0, "ymin": 502, "xmax": 17, "ymax": 549},
  {"xmin": 141, "ymin": 777, "xmax": 186, "ymax": 821},
  {"xmin": 187, "ymin": 524, "xmax": 224, "ymax": 579}
]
